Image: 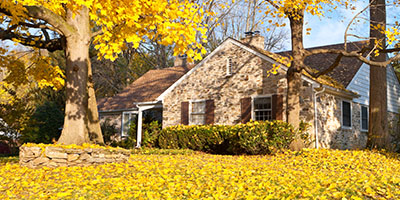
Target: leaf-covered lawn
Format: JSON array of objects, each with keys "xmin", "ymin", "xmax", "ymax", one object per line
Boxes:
[{"xmin": 1, "ymin": 149, "xmax": 400, "ymax": 199}]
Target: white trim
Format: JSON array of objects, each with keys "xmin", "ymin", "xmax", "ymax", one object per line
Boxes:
[
  {"xmin": 251, "ymin": 95, "xmax": 273, "ymax": 121},
  {"xmin": 341, "ymin": 99, "xmax": 352, "ymax": 129},
  {"xmin": 136, "ymin": 101, "xmax": 162, "ymax": 106},
  {"xmin": 135, "ymin": 101, "xmax": 163, "ymax": 148},
  {"xmin": 121, "ymin": 111, "xmax": 138, "ymax": 137},
  {"xmin": 360, "ymin": 105, "xmax": 369, "ymax": 132}
]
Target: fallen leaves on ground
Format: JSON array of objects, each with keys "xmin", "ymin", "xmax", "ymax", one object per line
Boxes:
[{"xmin": 1, "ymin": 149, "xmax": 400, "ymax": 199}]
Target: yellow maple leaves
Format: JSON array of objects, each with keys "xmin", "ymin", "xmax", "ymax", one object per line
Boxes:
[{"xmin": 1, "ymin": 149, "xmax": 400, "ymax": 199}]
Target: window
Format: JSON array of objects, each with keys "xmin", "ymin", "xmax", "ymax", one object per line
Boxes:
[
  {"xmin": 190, "ymin": 100, "xmax": 206, "ymax": 125},
  {"xmin": 253, "ymin": 97, "xmax": 272, "ymax": 121},
  {"xmin": 122, "ymin": 111, "xmax": 137, "ymax": 137},
  {"xmin": 361, "ymin": 105, "xmax": 368, "ymax": 131},
  {"xmin": 226, "ymin": 58, "xmax": 232, "ymax": 76},
  {"xmin": 342, "ymin": 101, "xmax": 351, "ymax": 128}
]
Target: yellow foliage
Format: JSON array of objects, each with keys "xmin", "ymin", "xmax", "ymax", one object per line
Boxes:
[
  {"xmin": 2, "ymin": 0, "xmax": 207, "ymax": 61},
  {"xmin": 1, "ymin": 149, "xmax": 400, "ymax": 199},
  {"xmin": 0, "ymin": 48, "xmax": 65, "ymax": 104}
]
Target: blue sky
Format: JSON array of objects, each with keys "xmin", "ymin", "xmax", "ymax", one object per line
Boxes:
[{"xmin": 295, "ymin": 0, "xmax": 370, "ymax": 49}]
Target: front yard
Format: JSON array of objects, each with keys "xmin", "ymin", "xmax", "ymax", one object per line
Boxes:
[{"xmin": 1, "ymin": 149, "xmax": 400, "ymax": 199}]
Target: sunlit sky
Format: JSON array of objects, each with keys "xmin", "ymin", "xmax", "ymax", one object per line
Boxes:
[
  {"xmin": 298, "ymin": 0, "xmax": 399, "ymax": 50},
  {"xmin": 289, "ymin": 0, "xmax": 370, "ymax": 49}
]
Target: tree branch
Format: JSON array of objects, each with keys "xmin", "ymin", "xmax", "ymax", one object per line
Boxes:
[
  {"xmin": 264, "ymin": 0, "xmax": 280, "ymax": 10},
  {"xmin": 304, "ymin": 48, "xmax": 397, "ymax": 67},
  {"xmin": 0, "ymin": 5, "xmax": 76, "ymax": 37},
  {"xmin": 308, "ymin": 54, "xmax": 344, "ymax": 78},
  {"xmin": 0, "ymin": 28, "xmax": 63, "ymax": 52}
]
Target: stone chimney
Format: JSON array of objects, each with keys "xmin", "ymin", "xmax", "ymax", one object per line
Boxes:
[
  {"xmin": 174, "ymin": 54, "xmax": 187, "ymax": 67},
  {"xmin": 240, "ymin": 31, "xmax": 265, "ymax": 50}
]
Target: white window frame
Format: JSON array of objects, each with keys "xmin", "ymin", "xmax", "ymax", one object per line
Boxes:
[
  {"xmin": 121, "ymin": 111, "xmax": 137, "ymax": 137},
  {"xmin": 360, "ymin": 105, "xmax": 368, "ymax": 132},
  {"xmin": 252, "ymin": 95, "xmax": 273, "ymax": 121},
  {"xmin": 341, "ymin": 100, "xmax": 352, "ymax": 129},
  {"xmin": 189, "ymin": 99, "xmax": 206, "ymax": 125},
  {"xmin": 226, "ymin": 58, "xmax": 233, "ymax": 76}
]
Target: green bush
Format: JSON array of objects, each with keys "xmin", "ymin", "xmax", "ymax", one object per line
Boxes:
[
  {"xmin": 158, "ymin": 120, "xmax": 310, "ymax": 155},
  {"xmin": 20, "ymin": 101, "xmax": 63, "ymax": 144},
  {"xmin": 111, "ymin": 121, "xmax": 162, "ymax": 149}
]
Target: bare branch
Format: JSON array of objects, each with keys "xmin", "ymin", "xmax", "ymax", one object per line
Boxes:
[
  {"xmin": 264, "ymin": 0, "xmax": 280, "ymax": 10},
  {"xmin": 344, "ymin": 0, "xmax": 373, "ymax": 50}
]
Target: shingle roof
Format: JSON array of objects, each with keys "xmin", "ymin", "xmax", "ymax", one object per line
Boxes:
[
  {"xmin": 98, "ymin": 65, "xmax": 193, "ymax": 111},
  {"xmin": 278, "ymin": 41, "xmax": 368, "ymax": 87}
]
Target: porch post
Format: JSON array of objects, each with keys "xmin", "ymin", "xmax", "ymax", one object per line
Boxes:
[{"xmin": 136, "ymin": 108, "xmax": 143, "ymax": 148}]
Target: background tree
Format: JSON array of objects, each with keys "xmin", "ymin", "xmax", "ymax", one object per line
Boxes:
[{"xmin": 368, "ymin": 0, "xmax": 389, "ymax": 149}]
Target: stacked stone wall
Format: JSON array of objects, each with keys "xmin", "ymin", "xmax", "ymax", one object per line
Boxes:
[{"xmin": 19, "ymin": 145, "xmax": 131, "ymax": 168}]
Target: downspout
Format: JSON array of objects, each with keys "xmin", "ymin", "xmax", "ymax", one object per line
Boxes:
[{"xmin": 313, "ymin": 86, "xmax": 325, "ymax": 149}]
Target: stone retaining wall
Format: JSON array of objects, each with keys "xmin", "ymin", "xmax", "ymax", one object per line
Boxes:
[{"xmin": 19, "ymin": 146, "xmax": 131, "ymax": 168}]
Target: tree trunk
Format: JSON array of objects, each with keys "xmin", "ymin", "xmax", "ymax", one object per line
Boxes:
[
  {"xmin": 368, "ymin": 0, "xmax": 390, "ymax": 150},
  {"xmin": 87, "ymin": 63, "xmax": 104, "ymax": 144},
  {"xmin": 58, "ymin": 7, "xmax": 91, "ymax": 145},
  {"xmin": 287, "ymin": 10, "xmax": 306, "ymax": 150}
]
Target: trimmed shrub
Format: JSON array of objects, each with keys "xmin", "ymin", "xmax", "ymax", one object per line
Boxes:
[{"xmin": 158, "ymin": 120, "xmax": 310, "ymax": 155}]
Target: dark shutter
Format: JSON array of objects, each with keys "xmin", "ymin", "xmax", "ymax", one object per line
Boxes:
[
  {"xmin": 181, "ymin": 102, "xmax": 189, "ymax": 125},
  {"xmin": 272, "ymin": 94, "xmax": 283, "ymax": 120},
  {"xmin": 240, "ymin": 97, "xmax": 252, "ymax": 123},
  {"xmin": 342, "ymin": 101, "xmax": 351, "ymax": 127},
  {"xmin": 205, "ymin": 100, "xmax": 215, "ymax": 124}
]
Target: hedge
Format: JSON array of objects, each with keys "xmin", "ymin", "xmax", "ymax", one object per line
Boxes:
[{"xmin": 158, "ymin": 120, "xmax": 310, "ymax": 155}]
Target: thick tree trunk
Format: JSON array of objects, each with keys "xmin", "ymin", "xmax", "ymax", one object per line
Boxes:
[
  {"xmin": 368, "ymin": 0, "xmax": 390, "ymax": 150},
  {"xmin": 287, "ymin": 10, "xmax": 306, "ymax": 150},
  {"xmin": 87, "ymin": 63, "xmax": 104, "ymax": 144},
  {"xmin": 58, "ymin": 7, "xmax": 91, "ymax": 145}
]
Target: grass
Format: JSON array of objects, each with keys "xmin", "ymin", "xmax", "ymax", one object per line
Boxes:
[{"xmin": 0, "ymin": 155, "xmax": 18, "ymax": 164}]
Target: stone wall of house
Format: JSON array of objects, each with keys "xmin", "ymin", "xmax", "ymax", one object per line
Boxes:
[
  {"xmin": 20, "ymin": 146, "xmax": 130, "ymax": 168},
  {"xmin": 162, "ymin": 42, "xmax": 288, "ymax": 127},
  {"xmin": 388, "ymin": 112, "xmax": 400, "ymax": 151},
  {"xmin": 162, "ymin": 40, "xmax": 317, "ymax": 144},
  {"xmin": 316, "ymin": 93, "xmax": 368, "ymax": 150},
  {"xmin": 99, "ymin": 112, "xmax": 122, "ymax": 133}
]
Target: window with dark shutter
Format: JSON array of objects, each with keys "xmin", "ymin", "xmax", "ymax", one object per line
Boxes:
[
  {"xmin": 342, "ymin": 101, "xmax": 351, "ymax": 128},
  {"xmin": 181, "ymin": 102, "xmax": 189, "ymax": 125},
  {"xmin": 361, "ymin": 106, "xmax": 368, "ymax": 131},
  {"xmin": 240, "ymin": 97, "xmax": 252, "ymax": 123}
]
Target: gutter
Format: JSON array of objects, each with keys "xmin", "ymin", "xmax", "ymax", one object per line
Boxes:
[{"xmin": 313, "ymin": 86, "xmax": 325, "ymax": 149}]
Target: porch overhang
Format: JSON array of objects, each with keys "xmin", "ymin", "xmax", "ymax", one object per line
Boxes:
[{"xmin": 134, "ymin": 100, "xmax": 163, "ymax": 148}]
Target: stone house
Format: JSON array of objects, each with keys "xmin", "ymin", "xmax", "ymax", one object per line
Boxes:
[{"xmin": 98, "ymin": 33, "xmax": 400, "ymax": 149}]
